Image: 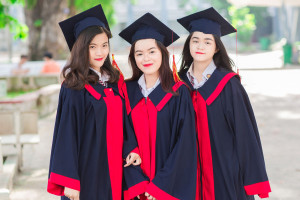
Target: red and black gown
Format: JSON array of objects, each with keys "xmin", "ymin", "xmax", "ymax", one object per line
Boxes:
[
  {"xmin": 122, "ymin": 80, "xmax": 198, "ymax": 200},
  {"xmin": 47, "ymin": 80, "xmax": 138, "ymax": 200},
  {"xmin": 179, "ymin": 68, "xmax": 271, "ymax": 200}
]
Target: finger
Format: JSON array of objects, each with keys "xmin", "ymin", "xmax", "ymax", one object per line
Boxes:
[
  {"xmin": 126, "ymin": 156, "xmax": 135, "ymax": 166},
  {"xmin": 133, "ymin": 158, "xmax": 141, "ymax": 165},
  {"xmin": 145, "ymin": 192, "xmax": 150, "ymax": 197},
  {"xmin": 137, "ymin": 195, "xmax": 140, "ymax": 199},
  {"xmin": 126, "ymin": 155, "xmax": 131, "ymax": 164}
]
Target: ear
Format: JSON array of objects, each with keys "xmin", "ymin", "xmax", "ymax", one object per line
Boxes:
[{"xmin": 214, "ymin": 48, "xmax": 219, "ymax": 53}]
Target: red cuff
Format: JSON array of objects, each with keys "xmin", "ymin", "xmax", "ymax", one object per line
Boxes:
[
  {"xmin": 47, "ymin": 172, "xmax": 80, "ymax": 196},
  {"xmin": 244, "ymin": 181, "xmax": 271, "ymax": 198},
  {"xmin": 124, "ymin": 181, "xmax": 149, "ymax": 200},
  {"xmin": 131, "ymin": 147, "xmax": 140, "ymax": 156},
  {"xmin": 146, "ymin": 182, "xmax": 179, "ymax": 200},
  {"xmin": 258, "ymin": 193, "xmax": 269, "ymax": 198}
]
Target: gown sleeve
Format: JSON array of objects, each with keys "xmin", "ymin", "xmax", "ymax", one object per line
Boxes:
[
  {"xmin": 146, "ymin": 86, "xmax": 198, "ymax": 200},
  {"xmin": 47, "ymin": 85, "xmax": 85, "ymax": 196},
  {"xmin": 122, "ymin": 98, "xmax": 140, "ymax": 158},
  {"xmin": 227, "ymin": 78, "xmax": 271, "ymax": 198}
]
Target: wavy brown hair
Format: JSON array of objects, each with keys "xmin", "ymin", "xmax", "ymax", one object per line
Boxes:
[
  {"xmin": 62, "ymin": 26, "xmax": 120, "ymax": 90},
  {"xmin": 179, "ymin": 32, "xmax": 235, "ymax": 73},
  {"xmin": 128, "ymin": 40, "xmax": 177, "ymax": 95}
]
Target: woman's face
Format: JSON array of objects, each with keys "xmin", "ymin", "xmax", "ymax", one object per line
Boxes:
[
  {"xmin": 89, "ymin": 33, "xmax": 109, "ymax": 71},
  {"xmin": 134, "ymin": 38, "xmax": 162, "ymax": 77},
  {"xmin": 189, "ymin": 31, "xmax": 217, "ymax": 63}
]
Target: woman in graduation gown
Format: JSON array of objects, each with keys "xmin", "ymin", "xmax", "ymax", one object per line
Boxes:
[
  {"xmin": 47, "ymin": 5, "xmax": 141, "ymax": 200},
  {"xmin": 119, "ymin": 13, "xmax": 198, "ymax": 200},
  {"xmin": 177, "ymin": 7, "xmax": 271, "ymax": 200}
]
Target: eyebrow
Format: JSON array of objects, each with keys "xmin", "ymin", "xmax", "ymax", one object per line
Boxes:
[
  {"xmin": 191, "ymin": 37, "xmax": 213, "ymax": 41},
  {"xmin": 89, "ymin": 41, "xmax": 108, "ymax": 45},
  {"xmin": 135, "ymin": 47, "xmax": 156, "ymax": 53}
]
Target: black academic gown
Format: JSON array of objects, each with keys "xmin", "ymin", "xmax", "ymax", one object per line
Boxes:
[
  {"xmin": 179, "ymin": 68, "xmax": 271, "ymax": 200},
  {"xmin": 122, "ymin": 80, "xmax": 197, "ymax": 200},
  {"xmin": 47, "ymin": 81, "xmax": 138, "ymax": 200}
]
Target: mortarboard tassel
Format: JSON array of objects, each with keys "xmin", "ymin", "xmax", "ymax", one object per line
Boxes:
[
  {"xmin": 235, "ymin": 29, "xmax": 239, "ymax": 75},
  {"xmin": 112, "ymin": 54, "xmax": 124, "ymax": 81},
  {"xmin": 171, "ymin": 31, "xmax": 181, "ymax": 82},
  {"xmin": 112, "ymin": 54, "xmax": 125, "ymax": 97},
  {"xmin": 172, "ymin": 54, "xmax": 181, "ymax": 82}
]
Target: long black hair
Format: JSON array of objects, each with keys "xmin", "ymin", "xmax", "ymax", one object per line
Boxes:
[{"xmin": 179, "ymin": 32, "xmax": 235, "ymax": 73}]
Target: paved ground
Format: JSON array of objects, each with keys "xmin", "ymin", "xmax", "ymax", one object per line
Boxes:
[{"xmin": 7, "ymin": 64, "xmax": 300, "ymax": 199}]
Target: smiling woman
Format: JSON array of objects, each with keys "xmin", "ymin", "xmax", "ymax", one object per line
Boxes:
[
  {"xmin": 62, "ymin": 25, "xmax": 120, "ymax": 90},
  {"xmin": 119, "ymin": 13, "xmax": 197, "ymax": 200},
  {"xmin": 47, "ymin": 4, "xmax": 141, "ymax": 200},
  {"xmin": 178, "ymin": 7, "xmax": 271, "ymax": 200},
  {"xmin": 88, "ymin": 32, "xmax": 110, "ymax": 72}
]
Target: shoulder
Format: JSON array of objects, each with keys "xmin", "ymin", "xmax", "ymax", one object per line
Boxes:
[{"xmin": 60, "ymin": 83, "xmax": 86, "ymax": 102}]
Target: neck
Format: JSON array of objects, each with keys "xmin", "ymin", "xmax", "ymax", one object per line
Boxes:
[
  {"xmin": 193, "ymin": 59, "xmax": 213, "ymax": 75},
  {"xmin": 144, "ymin": 72, "xmax": 159, "ymax": 89},
  {"xmin": 91, "ymin": 66, "xmax": 101, "ymax": 72}
]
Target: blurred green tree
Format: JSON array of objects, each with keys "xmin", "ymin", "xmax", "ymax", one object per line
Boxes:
[
  {"xmin": 0, "ymin": 0, "xmax": 28, "ymax": 39},
  {"xmin": 228, "ymin": 6, "xmax": 256, "ymax": 44},
  {"xmin": 3, "ymin": 0, "xmax": 116, "ymax": 60}
]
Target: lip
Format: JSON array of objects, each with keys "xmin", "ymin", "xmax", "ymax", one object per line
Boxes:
[
  {"xmin": 196, "ymin": 52, "xmax": 205, "ymax": 54},
  {"xmin": 143, "ymin": 63, "xmax": 153, "ymax": 67},
  {"xmin": 95, "ymin": 58, "xmax": 104, "ymax": 61}
]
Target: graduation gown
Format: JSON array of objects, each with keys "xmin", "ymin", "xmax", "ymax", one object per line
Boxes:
[
  {"xmin": 179, "ymin": 68, "xmax": 271, "ymax": 200},
  {"xmin": 122, "ymin": 80, "xmax": 197, "ymax": 200},
  {"xmin": 47, "ymin": 81, "xmax": 138, "ymax": 200}
]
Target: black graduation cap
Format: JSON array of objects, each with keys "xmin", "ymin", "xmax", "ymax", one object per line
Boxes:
[
  {"xmin": 119, "ymin": 13, "xmax": 179, "ymax": 47},
  {"xmin": 177, "ymin": 7, "xmax": 236, "ymax": 37},
  {"xmin": 59, "ymin": 4, "xmax": 110, "ymax": 51}
]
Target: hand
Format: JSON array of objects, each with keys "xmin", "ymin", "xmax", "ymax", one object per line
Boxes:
[
  {"xmin": 124, "ymin": 152, "xmax": 141, "ymax": 167},
  {"xmin": 145, "ymin": 192, "xmax": 157, "ymax": 200},
  {"xmin": 64, "ymin": 187, "xmax": 80, "ymax": 200}
]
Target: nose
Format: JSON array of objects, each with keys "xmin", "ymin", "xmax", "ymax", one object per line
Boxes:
[
  {"xmin": 197, "ymin": 42, "xmax": 205, "ymax": 50},
  {"xmin": 143, "ymin": 53, "xmax": 150, "ymax": 62},
  {"xmin": 95, "ymin": 47, "xmax": 103, "ymax": 56}
]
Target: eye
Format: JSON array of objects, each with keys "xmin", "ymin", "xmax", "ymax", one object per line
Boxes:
[
  {"xmin": 89, "ymin": 45, "xmax": 96, "ymax": 49},
  {"xmin": 103, "ymin": 44, "xmax": 108, "ymax": 48},
  {"xmin": 192, "ymin": 40, "xmax": 199, "ymax": 43},
  {"xmin": 205, "ymin": 42, "xmax": 211, "ymax": 45},
  {"xmin": 136, "ymin": 53, "xmax": 142, "ymax": 56},
  {"xmin": 150, "ymin": 50, "xmax": 155, "ymax": 54}
]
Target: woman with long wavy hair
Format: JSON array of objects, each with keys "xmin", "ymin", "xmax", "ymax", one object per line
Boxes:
[
  {"xmin": 119, "ymin": 13, "xmax": 197, "ymax": 200},
  {"xmin": 47, "ymin": 5, "xmax": 140, "ymax": 200},
  {"xmin": 177, "ymin": 7, "xmax": 271, "ymax": 200}
]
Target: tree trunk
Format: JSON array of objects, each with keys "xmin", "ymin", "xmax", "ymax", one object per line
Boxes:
[{"xmin": 24, "ymin": 0, "xmax": 69, "ymax": 60}]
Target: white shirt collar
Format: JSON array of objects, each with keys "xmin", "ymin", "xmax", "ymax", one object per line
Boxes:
[
  {"xmin": 187, "ymin": 60, "xmax": 216, "ymax": 89},
  {"xmin": 138, "ymin": 74, "xmax": 161, "ymax": 97},
  {"xmin": 89, "ymin": 67, "xmax": 109, "ymax": 83}
]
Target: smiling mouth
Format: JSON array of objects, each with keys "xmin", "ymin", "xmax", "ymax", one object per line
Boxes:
[
  {"xmin": 95, "ymin": 58, "xmax": 103, "ymax": 61},
  {"xmin": 196, "ymin": 52, "xmax": 205, "ymax": 54},
  {"xmin": 143, "ymin": 64, "xmax": 153, "ymax": 67}
]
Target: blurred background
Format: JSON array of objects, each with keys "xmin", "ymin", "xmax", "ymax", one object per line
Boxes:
[{"xmin": 0, "ymin": 0, "xmax": 299, "ymax": 200}]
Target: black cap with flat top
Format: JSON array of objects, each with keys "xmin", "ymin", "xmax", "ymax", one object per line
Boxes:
[
  {"xmin": 177, "ymin": 7, "xmax": 236, "ymax": 37},
  {"xmin": 119, "ymin": 12, "xmax": 179, "ymax": 47},
  {"xmin": 59, "ymin": 4, "xmax": 110, "ymax": 51}
]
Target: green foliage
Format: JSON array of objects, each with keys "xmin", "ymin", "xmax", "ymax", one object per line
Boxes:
[
  {"xmin": 71, "ymin": 0, "xmax": 116, "ymax": 26},
  {"xmin": 0, "ymin": 0, "xmax": 28, "ymax": 39},
  {"xmin": 228, "ymin": 6, "xmax": 256, "ymax": 44}
]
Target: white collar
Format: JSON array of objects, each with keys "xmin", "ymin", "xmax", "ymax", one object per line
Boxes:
[
  {"xmin": 137, "ymin": 74, "xmax": 160, "ymax": 97},
  {"xmin": 89, "ymin": 67, "xmax": 109, "ymax": 82},
  {"xmin": 187, "ymin": 60, "xmax": 216, "ymax": 81}
]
